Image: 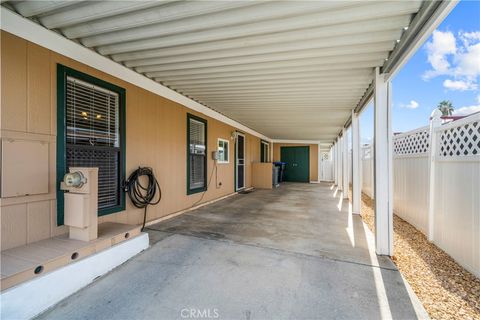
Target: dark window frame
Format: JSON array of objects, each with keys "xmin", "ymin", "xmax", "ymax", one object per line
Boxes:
[
  {"xmin": 56, "ymin": 64, "xmax": 126, "ymax": 226},
  {"xmin": 260, "ymin": 140, "xmax": 270, "ymax": 163},
  {"xmin": 187, "ymin": 113, "xmax": 208, "ymax": 195}
]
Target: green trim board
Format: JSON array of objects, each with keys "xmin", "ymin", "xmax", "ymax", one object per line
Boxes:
[
  {"xmin": 280, "ymin": 146, "xmax": 310, "ymax": 182},
  {"xmin": 186, "ymin": 113, "xmax": 208, "ymax": 195},
  {"xmin": 56, "ymin": 64, "xmax": 126, "ymax": 226}
]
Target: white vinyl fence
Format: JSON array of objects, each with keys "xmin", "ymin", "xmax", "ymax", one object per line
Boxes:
[
  {"xmin": 392, "ymin": 126, "xmax": 430, "ymax": 234},
  {"xmin": 320, "ymin": 151, "xmax": 333, "ymax": 181},
  {"xmin": 361, "ymin": 112, "xmax": 480, "ymax": 277},
  {"xmin": 431, "ymin": 114, "xmax": 480, "ymax": 277},
  {"xmin": 361, "ymin": 145, "xmax": 374, "ymax": 198}
]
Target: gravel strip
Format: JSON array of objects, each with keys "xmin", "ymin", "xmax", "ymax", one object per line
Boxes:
[{"xmin": 359, "ymin": 192, "xmax": 480, "ymax": 320}]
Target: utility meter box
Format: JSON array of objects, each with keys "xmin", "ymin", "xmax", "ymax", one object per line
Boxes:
[
  {"xmin": 61, "ymin": 167, "xmax": 98, "ymax": 242},
  {"xmin": 64, "ymin": 193, "xmax": 90, "ymax": 228}
]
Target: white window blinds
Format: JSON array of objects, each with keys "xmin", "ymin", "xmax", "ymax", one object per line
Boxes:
[
  {"xmin": 189, "ymin": 118, "xmax": 206, "ymax": 190},
  {"xmin": 65, "ymin": 76, "xmax": 121, "ymax": 210}
]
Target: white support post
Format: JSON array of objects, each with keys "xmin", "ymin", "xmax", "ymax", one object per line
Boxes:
[
  {"xmin": 337, "ymin": 136, "xmax": 343, "ymax": 191},
  {"xmin": 373, "ymin": 67, "xmax": 393, "ymax": 256},
  {"xmin": 352, "ymin": 110, "xmax": 361, "ymax": 214},
  {"xmin": 330, "ymin": 146, "xmax": 334, "ymax": 182},
  {"xmin": 427, "ymin": 109, "xmax": 442, "ymax": 241},
  {"xmin": 334, "ymin": 141, "xmax": 338, "ymax": 186},
  {"xmin": 370, "ymin": 143, "xmax": 375, "ymax": 200},
  {"xmin": 333, "ymin": 143, "xmax": 338, "ymax": 185},
  {"xmin": 342, "ymin": 128, "xmax": 348, "ymax": 198},
  {"xmin": 317, "ymin": 143, "xmax": 321, "ymax": 182}
]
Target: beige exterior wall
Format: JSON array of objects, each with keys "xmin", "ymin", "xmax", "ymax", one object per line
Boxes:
[
  {"xmin": 0, "ymin": 31, "xmax": 261, "ymax": 250},
  {"xmin": 272, "ymin": 143, "xmax": 319, "ymax": 182}
]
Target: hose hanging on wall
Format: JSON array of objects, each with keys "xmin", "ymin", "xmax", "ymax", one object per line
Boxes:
[{"xmin": 124, "ymin": 167, "xmax": 161, "ymax": 231}]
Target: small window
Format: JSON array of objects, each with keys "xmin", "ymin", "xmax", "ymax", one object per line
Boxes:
[
  {"xmin": 187, "ymin": 114, "xmax": 207, "ymax": 194},
  {"xmin": 261, "ymin": 140, "xmax": 270, "ymax": 162},
  {"xmin": 217, "ymin": 139, "xmax": 229, "ymax": 164},
  {"xmin": 57, "ymin": 64, "xmax": 125, "ymax": 225}
]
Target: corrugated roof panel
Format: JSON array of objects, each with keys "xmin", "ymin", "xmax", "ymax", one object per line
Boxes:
[{"xmin": 3, "ymin": 0, "xmax": 425, "ymax": 141}]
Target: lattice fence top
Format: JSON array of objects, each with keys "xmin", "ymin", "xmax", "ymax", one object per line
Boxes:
[
  {"xmin": 393, "ymin": 127, "xmax": 430, "ymax": 156},
  {"xmin": 437, "ymin": 114, "xmax": 480, "ymax": 158},
  {"xmin": 362, "ymin": 145, "xmax": 372, "ymax": 159}
]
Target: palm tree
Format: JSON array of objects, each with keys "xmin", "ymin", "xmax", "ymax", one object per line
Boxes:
[{"xmin": 437, "ymin": 100, "xmax": 454, "ymax": 116}]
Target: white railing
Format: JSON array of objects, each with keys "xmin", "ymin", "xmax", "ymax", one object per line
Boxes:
[{"xmin": 361, "ymin": 112, "xmax": 480, "ymax": 277}]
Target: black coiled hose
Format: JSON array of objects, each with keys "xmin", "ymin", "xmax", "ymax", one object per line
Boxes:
[{"xmin": 124, "ymin": 167, "xmax": 161, "ymax": 231}]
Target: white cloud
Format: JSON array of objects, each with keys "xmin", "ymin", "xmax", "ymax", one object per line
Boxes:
[
  {"xmin": 459, "ymin": 31, "xmax": 480, "ymax": 46},
  {"xmin": 443, "ymin": 79, "xmax": 478, "ymax": 91},
  {"xmin": 423, "ymin": 29, "xmax": 480, "ymax": 88},
  {"xmin": 400, "ymin": 100, "xmax": 419, "ymax": 109},
  {"xmin": 454, "ymin": 43, "xmax": 480, "ymax": 79},
  {"xmin": 424, "ymin": 30, "xmax": 457, "ymax": 78},
  {"xmin": 453, "ymin": 105, "xmax": 480, "ymax": 116},
  {"xmin": 477, "ymin": 95, "xmax": 480, "ymax": 104}
]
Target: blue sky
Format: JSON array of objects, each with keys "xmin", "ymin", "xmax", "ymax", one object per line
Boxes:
[{"xmin": 360, "ymin": 0, "xmax": 480, "ymax": 142}]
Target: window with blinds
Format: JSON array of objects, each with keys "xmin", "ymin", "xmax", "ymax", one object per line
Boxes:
[
  {"xmin": 65, "ymin": 76, "xmax": 122, "ymax": 211},
  {"xmin": 187, "ymin": 115, "xmax": 207, "ymax": 194}
]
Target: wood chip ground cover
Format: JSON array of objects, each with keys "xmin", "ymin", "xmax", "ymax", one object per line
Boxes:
[{"xmin": 358, "ymin": 192, "xmax": 480, "ymax": 320}]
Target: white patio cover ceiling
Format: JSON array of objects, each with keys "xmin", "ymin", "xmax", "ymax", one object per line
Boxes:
[{"xmin": 3, "ymin": 0, "xmax": 425, "ymax": 143}]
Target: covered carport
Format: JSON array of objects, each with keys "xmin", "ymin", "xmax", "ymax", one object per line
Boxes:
[
  {"xmin": 37, "ymin": 182, "xmax": 428, "ymax": 319},
  {"xmin": 0, "ymin": 0, "xmax": 457, "ymax": 318}
]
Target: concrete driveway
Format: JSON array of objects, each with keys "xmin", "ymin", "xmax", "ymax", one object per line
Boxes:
[{"xmin": 37, "ymin": 183, "xmax": 427, "ymax": 320}]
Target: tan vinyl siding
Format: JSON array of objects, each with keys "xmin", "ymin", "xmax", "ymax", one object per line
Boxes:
[{"xmin": 1, "ymin": 31, "xmax": 260, "ymax": 250}]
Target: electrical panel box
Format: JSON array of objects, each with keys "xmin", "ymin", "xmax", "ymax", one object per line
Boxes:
[
  {"xmin": 212, "ymin": 151, "xmax": 219, "ymax": 160},
  {"xmin": 1, "ymin": 139, "xmax": 49, "ymax": 197}
]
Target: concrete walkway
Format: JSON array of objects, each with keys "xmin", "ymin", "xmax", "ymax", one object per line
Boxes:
[{"xmin": 37, "ymin": 183, "xmax": 427, "ymax": 320}]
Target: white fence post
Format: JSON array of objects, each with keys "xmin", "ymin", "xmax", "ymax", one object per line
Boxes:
[{"xmin": 427, "ymin": 109, "xmax": 443, "ymax": 241}]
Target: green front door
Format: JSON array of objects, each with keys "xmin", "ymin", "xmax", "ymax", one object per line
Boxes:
[{"xmin": 280, "ymin": 146, "xmax": 310, "ymax": 182}]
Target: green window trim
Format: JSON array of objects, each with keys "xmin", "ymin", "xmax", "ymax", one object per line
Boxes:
[
  {"xmin": 56, "ymin": 64, "xmax": 126, "ymax": 226},
  {"xmin": 187, "ymin": 113, "xmax": 208, "ymax": 195}
]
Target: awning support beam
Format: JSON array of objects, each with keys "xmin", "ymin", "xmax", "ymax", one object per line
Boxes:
[
  {"xmin": 352, "ymin": 110, "xmax": 361, "ymax": 214},
  {"xmin": 342, "ymin": 128, "xmax": 348, "ymax": 199},
  {"xmin": 373, "ymin": 67, "xmax": 393, "ymax": 256}
]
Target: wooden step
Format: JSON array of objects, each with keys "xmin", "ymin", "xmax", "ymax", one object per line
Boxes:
[{"xmin": 1, "ymin": 222, "xmax": 142, "ymax": 291}]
